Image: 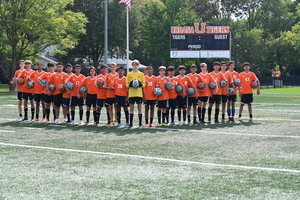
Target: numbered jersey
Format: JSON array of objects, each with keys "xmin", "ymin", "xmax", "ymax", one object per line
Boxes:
[
  {"xmin": 239, "ymin": 72, "xmax": 258, "ymax": 94},
  {"xmin": 17, "ymin": 69, "xmax": 34, "ymax": 93},
  {"xmin": 167, "ymin": 76, "xmax": 183, "ymax": 99},
  {"xmin": 79, "ymin": 76, "xmax": 98, "ymax": 95},
  {"xmin": 113, "ymin": 76, "xmax": 127, "ymax": 97},
  {"xmin": 176, "ymin": 75, "xmax": 195, "ymax": 96},
  {"xmin": 66, "ymin": 74, "xmax": 85, "ymax": 97},
  {"xmin": 39, "ymin": 72, "xmax": 55, "ymax": 95},
  {"xmin": 220, "ymin": 71, "xmax": 233, "ymax": 95},
  {"xmin": 106, "ymin": 73, "xmax": 118, "ymax": 98},
  {"xmin": 156, "ymin": 76, "xmax": 169, "ymax": 101},
  {"xmin": 209, "ymin": 71, "xmax": 226, "ymax": 95},
  {"xmin": 198, "ymin": 73, "xmax": 215, "ymax": 97},
  {"xmin": 187, "ymin": 73, "xmax": 205, "ymax": 97},
  {"xmin": 62, "ymin": 73, "xmax": 73, "ymax": 98},
  {"xmin": 14, "ymin": 69, "xmax": 24, "ymax": 92},
  {"xmin": 96, "ymin": 74, "xmax": 107, "ymax": 99},
  {"xmin": 144, "ymin": 75, "xmax": 158, "ymax": 100},
  {"xmin": 30, "ymin": 71, "xmax": 46, "ymax": 94}
]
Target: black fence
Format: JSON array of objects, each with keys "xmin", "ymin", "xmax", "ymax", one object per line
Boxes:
[{"xmin": 258, "ymin": 77, "xmax": 300, "ymax": 88}]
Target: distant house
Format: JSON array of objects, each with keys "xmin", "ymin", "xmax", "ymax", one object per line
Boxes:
[{"xmin": 37, "ymin": 55, "xmax": 57, "ymax": 68}]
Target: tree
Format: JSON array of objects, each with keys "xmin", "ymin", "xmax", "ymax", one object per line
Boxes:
[
  {"xmin": 187, "ymin": 0, "xmax": 219, "ymax": 21},
  {"xmin": 0, "ymin": 0, "xmax": 87, "ymax": 91}
]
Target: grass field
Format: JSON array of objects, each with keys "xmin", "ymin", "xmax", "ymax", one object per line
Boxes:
[{"xmin": 0, "ymin": 88, "xmax": 299, "ymax": 199}]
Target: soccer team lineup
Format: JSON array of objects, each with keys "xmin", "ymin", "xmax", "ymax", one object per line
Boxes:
[{"xmin": 12, "ymin": 59, "xmax": 260, "ymax": 128}]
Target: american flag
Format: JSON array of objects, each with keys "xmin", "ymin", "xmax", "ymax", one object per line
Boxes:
[{"xmin": 118, "ymin": 0, "xmax": 131, "ymax": 8}]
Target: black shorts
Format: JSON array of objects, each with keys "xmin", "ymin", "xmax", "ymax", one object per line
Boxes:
[
  {"xmin": 53, "ymin": 94, "xmax": 63, "ymax": 107},
  {"xmin": 115, "ymin": 95, "xmax": 129, "ymax": 108},
  {"xmin": 209, "ymin": 95, "xmax": 221, "ymax": 104},
  {"xmin": 17, "ymin": 92, "xmax": 23, "ymax": 101},
  {"xmin": 176, "ymin": 95, "xmax": 188, "ymax": 109},
  {"xmin": 63, "ymin": 98, "xmax": 70, "ymax": 107},
  {"xmin": 34, "ymin": 93, "xmax": 44, "ymax": 103},
  {"xmin": 221, "ymin": 95, "xmax": 228, "ymax": 103},
  {"xmin": 188, "ymin": 97, "xmax": 198, "ymax": 106},
  {"xmin": 228, "ymin": 95, "xmax": 237, "ymax": 102},
  {"xmin": 157, "ymin": 100, "xmax": 168, "ymax": 109},
  {"xmin": 198, "ymin": 96, "xmax": 208, "ymax": 103},
  {"xmin": 70, "ymin": 96, "xmax": 84, "ymax": 107},
  {"xmin": 86, "ymin": 93, "xmax": 97, "ymax": 107},
  {"xmin": 129, "ymin": 97, "xmax": 142, "ymax": 104},
  {"xmin": 44, "ymin": 94, "xmax": 53, "ymax": 104},
  {"xmin": 240, "ymin": 93, "xmax": 254, "ymax": 104},
  {"xmin": 168, "ymin": 98, "xmax": 177, "ymax": 110},
  {"xmin": 145, "ymin": 100, "xmax": 156, "ymax": 106},
  {"xmin": 22, "ymin": 92, "xmax": 34, "ymax": 101},
  {"xmin": 106, "ymin": 98, "xmax": 115, "ymax": 106},
  {"xmin": 96, "ymin": 99, "xmax": 106, "ymax": 108}
]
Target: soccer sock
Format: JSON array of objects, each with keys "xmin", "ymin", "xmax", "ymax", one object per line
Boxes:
[
  {"xmin": 162, "ymin": 112, "xmax": 166, "ymax": 124},
  {"xmin": 71, "ymin": 111, "xmax": 75, "ymax": 121},
  {"xmin": 198, "ymin": 107, "xmax": 202, "ymax": 121},
  {"xmin": 86, "ymin": 111, "xmax": 90, "ymax": 122},
  {"xmin": 96, "ymin": 111, "xmax": 100, "ymax": 123},
  {"xmin": 117, "ymin": 111, "xmax": 121, "ymax": 124},
  {"xmin": 36, "ymin": 114, "xmax": 39, "ymax": 119},
  {"xmin": 171, "ymin": 110, "xmax": 175, "ymax": 123},
  {"xmin": 166, "ymin": 110, "xmax": 169, "ymax": 122},
  {"xmin": 157, "ymin": 110, "xmax": 161, "ymax": 124},
  {"xmin": 42, "ymin": 113, "xmax": 45, "ymax": 119},
  {"xmin": 145, "ymin": 118, "xmax": 149, "ymax": 124},
  {"xmin": 222, "ymin": 114, "xmax": 225, "ymax": 120},
  {"xmin": 239, "ymin": 114, "xmax": 242, "ymax": 118},
  {"xmin": 250, "ymin": 114, "xmax": 253, "ymax": 118},
  {"xmin": 227, "ymin": 108, "xmax": 231, "ymax": 117},
  {"xmin": 193, "ymin": 116, "xmax": 197, "ymax": 123},
  {"xmin": 19, "ymin": 113, "xmax": 22, "ymax": 117},
  {"xmin": 93, "ymin": 111, "xmax": 97, "ymax": 123},
  {"xmin": 138, "ymin": 114, "xmax": 142, "ymax": 126},
  {"xmin": 208, "ymin": 107, "xmax": 212, "ymax": 121},
  {"xmin": 130, "ymin": 113, "xmax": 134, "ymax": 126},
  {"xmin": 79, "ymin": 110, "xmax": 83, "ymax": 120},
  {"xmin": 46, "ymin": 109, "xmax": 50, "ymax": 120},
  {"xmin": 125, "ymin": 110, "xmax": 129, "ymax": 123},
  {"xmin": 215, "ymin": 108, "xmax": 220, "ymax": 121},
  {"xmin": 183, "ymin": 110, "xmax": 187, "ymax": 122},
  {"xmin": 67, "ymin": 114, "xmax": 70, "ymax": 122},
  {"xmin": 177, "ymin": 111, "xmax": 181, "ymax": 121},
  {"xmin": 53, "ymin": 109, "xmax": 56, "ymax": 120},
  {"xmin": 106, "ymin": 111, "xmax": 110, "ymax": 123},
  {"xmin": 150, "ymin": 118, "xmax": 153, "ymax": 124},
  {"xmin": 232, "ymin": 109, "xmax": 236, "ymax": 118},
  {"xmin": 188, "ymin": 115, "xmax": 191, "ymax": 123},
  {"xmin": 202, "ymin": 108, "xmax": 206, "ymax": 122},
  {"xmin": 24, "ymin": 107, "xmax": 28, "ymax": 118},
  {"xmin": 31, "ymin": 107, "xmax": 35, "ymax": 120}
]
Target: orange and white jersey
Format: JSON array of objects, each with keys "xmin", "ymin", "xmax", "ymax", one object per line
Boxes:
[
  {"xmin": 167, "ymin": 76, "xmax": 183, "ymax": 99},
  {"xmin": 48, "ymin": 72, "xmax": 68, "ymax": 95},
  {"xmin": 106, "ymin": 73, "xmax": 118, "ymax": 98},
  {"xmin": 39, "ymin": 72, "xmax": 55, "ymax": 95},
  {"xmin": 96, "ymin": 74, "xmax": 107, "ymax": 99},
  {"xmin": 30, "ymin": 70, "xmax": 46, "ymax": 94},
  {"xmin": 17, "ymin": 69, "xmax": 34, "ymax": 93},
  {"xmin": 187, "ymin": 73, "xmax": 205, "ymax": 97},
  {"xmin": 143, "ymin": 75, "xmax": 158, "ymax": 101},
  {"xmin": 209, "ymin": 71, "xmax": 226, "ymax": 95},
  {"xmin": 239, "ymin": 72, "xmax": 258, "ymax": 94},
  {"xmin": 113, "ymin": 76, "xmax": 127, "ymax": 97},
  {"xmin": 220, "ymin": 71, "xmax": 233, "ymax": 95},
  {"xmin": 156, "ymin": 76, "xmax": 169, "ymax": 101},
  {"xmin": 198, "ymin": 73, "xmax": 215, "ymax": 97},
  {"xmin": 228, "ymin": 70, "xmax": 239, "ymax": 80},
  {"xmin": 62, "ymin": 73, "xmax": 73, "ymax": 98},
  {"xmin": 14, "ymin": 69, "xmax": 24, "ymax": 92},
  {"xmin": 176, "ymin": 75, "xmax": 195, "ymax": 96},
  {"xmin": 66, "ymin": 74, "xmax": 85, "ymax": 97},
  {"xmin": 79, "ymin": 76, "xmax": 98, "ymax": 95}
]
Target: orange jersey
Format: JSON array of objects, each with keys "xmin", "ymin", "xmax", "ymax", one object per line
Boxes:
[
  {"xmin": 96, "ymin": 74, "xmax": 107, "ymax": 99},
  {"xmin": 62, "ymin": 73, "xmax": 73, "ymax": 98},
  {"xmin": 66, "ymin": 74, "xmax": 86, "ymax": 97},
  {"xmin": 228, "ymin": 70, "xmax": 239, "ymax": 80},
  {"xmin": 106, "ymin": 73, "xmax": 118, "ymax": 98},
  {"xmin": 220, "ymin": 71, "xmax": 233, "ymax": 95},
  {"xmin": 143, "ymin": 75, "xmax": 158, "ymax": 100},
  {"xmin": 17, "ymin": 69, "xmax": 34, "ymax": 93},
  {"xmin": 39, "ymin": 72, "xmax": 55, "ymax": 95},
  {"xmin": 79, "ymin": 76, "xmax": 98, "ymax": 95},
  {"xmin": 156, "ymin": 76, "xmax": 169, "ymax": 101},
  {"xmin": 239, "ymin": 72, "xmax": 258, "ymax": 94},
  {"xmin": 14, "ymin": 69, "xmax": 24, "ymax": 92},
  {"xmin": 30, "ymin": 71, "xmax": 46, "ymax": 94},
  {"xmin": 113, "ymin": 76, "xmax": 127, "ymax": 97},
  {"xmin": 187, "ymin": 73, "xmax": 205, "ymax": 97},
  {"xmin": 198, "ymin": 73, "xmax": 215, "ymax": 97},
  {"xmin": 48, "ymin": 72, "xmax": 68, "ymax": 95},
  {"xmin": 209, "ymin": 72, "xmax": 226, "ymax": 95},
  {"xmin": 177, "ymin": 75, "xmax": 195, "ymax": 96},
  {"xmin": 167, "ymin": 76, "xmax": 184, "ymax": 99}
]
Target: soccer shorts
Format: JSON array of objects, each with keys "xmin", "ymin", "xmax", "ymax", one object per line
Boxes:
[
  {"xmin": 96, "ymin": 99, "xmax": 106, "ymax": 108},
  {"xmin": 106, "ymin": 98, "xmax": 115, "ymax": 106},
  {"xmin": 129, "ymin": 97, "xmax": 142, "ymax": 104},
  {"xmin": 198, "ymin": 96, "xmax": 208, "ymax": 103},
  {"xmin": 17, "ymin": 92, "xmax": 23, "ymax": 101},
  {"xmin": 157, "ymin": 100, "xmax": 168, "ymax": 109},
  {"xmin": 34, "ymin": 93, "xmax": 44, "ymax": 103},
  {"xmin": 62, "ymin": 97, "xmax": 70, "ymax": 107},
  {"xmin": 85, "ymin": 93, "xmax": 97, "ymax": 107},
  {"xmin": 145, "ymin": 100, "xmax": 156, "ymax": 106},
  {"xmin": 53, "ymin": 94, "xmax": 63, "ymax": 107},
  {"xmin": 221, "ymin": 95, "xmax": 228, "ymax": 103},
  {"xmin": 70, "ymin": 96, "xmax": 84, "ymax": 107},
  {"xmin": 240, "ymin": 93, "xmax": 254, "ymax": 104},
  {"xmin": 209, "ymin": 95, "xmax": 221, "ymax": 104},
  {"xmin": 168, "ymin": 98, "xmax": 177, "ymax": 110},
  {"xmin": 228, "ymin": 95, "xmax": 237, "ymax": 102},
  {"xmin": 188, "ymin": 97, "xmax": 198, "ymax": 106},
  {"xmin": 115, "ymin": 95, "xmax": 129, "ymax": 108},
  {"xmin": 22, "ymin": 92, "xmax": 34, "ymax": 101},
  {"xmin": 44, "ymin": 94, "xmax": 53, "ymax": 104},
  {"xmin": 176, "ymin": 95, "xmax": 188, "ymax": 109}
]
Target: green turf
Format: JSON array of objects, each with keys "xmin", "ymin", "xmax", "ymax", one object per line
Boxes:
[
  {"xmin": 0, "ymin": 91, "xmax": 299, "ymax": 199},
  {"xmin": 260, "ymin": 87, "xmax": 300, "ymax": 94}
]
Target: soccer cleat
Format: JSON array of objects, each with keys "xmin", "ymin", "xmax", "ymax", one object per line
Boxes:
[
  {"xmin": 161, "ymin": 123, "xmax": 168, "ymax": 126},
  {"xmin": 183, "ymin": 121, "xmax": 189, "ymax": 125},
  {"xmin": 222, "ymin": 118, "xmax": 226, "ymax": 122},
  {"xmin": 193, "ymin": 121, "xmax": 198, "ymax": 125},
  {"xmin": 109, "ymin": 122, "xmax": 114, "ymax": 126},
  {"xmin": 43, "ymin": 119, "xmax": 49, "ymax": 123},
  {"xmin": 249, "ymin": 117, "xmax": 254, "ymax": 121},
  {"xmin": 79, "ymin": 120, "xmax": 84, "ymax": 125},
  {"xmin": 238, "ymin": 117, "xmax": 242, "ymax": 120},
  {"xmin": 170, "ymin": 122, "xmax": 175, "ymax": 125},
  {"xmin": 93, "ymin": 122, "xmax": 98, "ymax": 125},
  {"xmin": 157, "ymin": 124, "xmax": 162, "ymax": 127},
  {"xmin": 125, "ymin": 123, "xmax": 130, "ymax": 128},
  {"xmin": 18, "ymin": 117, "xmax": 23, "ymax": 121},
  {"xmin": 32, "ymin": 118, "xmax": 39, "ymax": 122},
  {"xmin": 214, "ymin": 120, "xmax": 219, "ymax": 123},
  {"xmin": 144, "ymin": 124, "xmax": 150, "ymax": 127},
  {"xmin": 22, "ymin": 117, "xmax": 28, "ymax": 121},
  {"xmin": 63, "ymin": 119, "xmax": 68, "ymax": 123},
  {"xmin": 231, "ymin": 117, "xmax": 235, "ymax": 122},
  {"xmin": 42, "ymin": 118, "xmax": 45, "ymax": 121},
  {"xmin": 69, "ymin": 121, "xmax": 75, "ymax": 124},
  {"xmin": 115, "ymin": 123, "xmax": 122, "ymax": 127},
  {"xmin": 149, "ymin": 123, "xmax": 156, "ymax": 127},
  {"xmin": 85, "ymin": 122, "xmax": 90, "ymax": 125},
  {"xmin": 138, "ymin": 124, "xmax": 143, "ymax": 128},
  {"xmin": 54, "ymin": 119, "xmax": 59, "ymax": 124},
  {"xmin": 175, "ymin": 121, "xmax": 181, "ymax": 125},
  {"xmin": 207, "ymin": 120, "xmax": 211, "ymax": 123},
  {"xmin": 201, "ymin": 120, "xmax": 206, "ymax": 123}
]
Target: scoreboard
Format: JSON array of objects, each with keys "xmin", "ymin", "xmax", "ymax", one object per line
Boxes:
[{"xmin": 170, "ymin": 33, "xmax": 231, "ymax": 58}]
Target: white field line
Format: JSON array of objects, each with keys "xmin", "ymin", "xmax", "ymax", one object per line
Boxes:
[
  {"xmin": 0, "ymin": 130, "xmax": 15, "ymax": 133},
  {"xmin": 0, "ymin": 142, "xmax": 299, "ymax": 174}
]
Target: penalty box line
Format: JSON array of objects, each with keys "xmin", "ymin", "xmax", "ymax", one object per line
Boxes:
[{"xmin": 0, "ymin": 142, "xmax": 299, "ymax": 174}]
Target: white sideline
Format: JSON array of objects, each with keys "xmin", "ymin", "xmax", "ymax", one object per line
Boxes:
[{"xmin": 0, "ymin": 142, "xmax": 299, "ymax": 174}]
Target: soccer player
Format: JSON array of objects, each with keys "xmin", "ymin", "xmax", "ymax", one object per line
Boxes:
[
  {"xmin": 227, "ymin": 61, "xmax": 239, "ymax": 121},
  {"xmin": 125, "ymin": 60, "xmax": 146, "ymax": 128},
  {"xmin": 62, "ymin": 63, "xmax": 73, "ymax": 123},
  {"xmin": 198, "ymin": 63, "xmax": 214, "ymax": 123},
  {"xmin": 47, "ymin": 62, "xmax": 68, "ymax": 123},
  {"xmin": 143, "ymin": 66, "xmax": 157, "ymax": 127},
  {"xmin": 38, "ymin": 62, "xmax": 56, "ymax": 123},
  {"xmin": 208, "ymin": 62, "xmax": 226, "ymax": 123},
  {"xmin": 11, "ymin": 60, "xmax": 25, "ymax": 120},
  {"xmin": 66, "ymin": 64, "xmax": 85, "ymax": 124},
  {"xmin": 187, "ymin": 64, "xmax": 204, "ymax": 124},
  {"xmin": 79, "ymin": 67, "xmax": 98, "ymax": 125},
  {"xmin": 176, "ymin": 65, "xmax": 196, "ymax": 125},
  {"xmin": 156, "ymin": 66, "xmax": 169, "ymax": 126},
  {"xmin": 238, "ymin": 62, "xmax": 260, "ymax": 120},
  {"xmin": 166, "ymin": 66, "xmax": 183, "ymax": 125},
  {"xmin": 220, "ymin": 61, "xmax": 235, "ymax": 122},
  {"xmin": 17, "ymin": 60, "xmax": 35, "ymax": 121},
  {"xmin": 96, "ymin": 65, "xmax": 109, "ymax": 125},
  {"xmin": 113, "ymin": 66, "xmax": 129, "ymax": 127},
  {"xmin": 106, "ymin": 62, "xmax": 118, "ymax": 125},
  {"xmin": 30, "ymin": 62, "xmax": 46, "ymax": 121}
]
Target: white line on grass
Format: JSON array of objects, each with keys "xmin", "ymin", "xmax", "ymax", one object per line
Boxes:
[
  {"xmin": 0, "ymin": 142, "xmax": 299, "ymax": 174},
  {"xmin": 0, "ymin": 130, "xmax": 15, "ymax": 133}
]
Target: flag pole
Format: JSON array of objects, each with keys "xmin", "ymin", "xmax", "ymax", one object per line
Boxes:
[
  {"xmin": 126, "ymin": 6, "xmax": 129, "ymax": 74},
  {"xmin": 104, "ymin": 0, "xmax": 108, "ymax": 66}
]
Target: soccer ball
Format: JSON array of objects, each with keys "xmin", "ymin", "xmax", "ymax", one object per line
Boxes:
[
  {"xmin": 197, "ymin": 82, "xmax": 205, "ymax": 90},
  {"xmin": 27, "ymin": 81, "xmax": 34, "ymax": 89},
  {"xmin": 187, "ymin": 87, "xmax": 195, "ymax": 96},
  {"xmin": 233, "ymin": 79, "xmax": 241, "ymax": 87},
  {"xmin": 48, "ymin": 84, "xmax": 56, "ymax": 92},
  {"xmin": 165, "ymin": 81, "xmax": 173, "ymax": 90},
  {"xmin": 220, "ymin": 80, "xmax": 227, "ymax": 88},
  {"xmin": 79, "ymin": 86, "xmax": 87, "ymax": 94},
  {"xmin": 228, "ymin": 87, "xmax": 235, "ymax": 95},
  {"xmin": 251, "ymin": 80, "xmax": 258, "ymax": 88},
  {"xmin": 17, "ymin": 78, "xmax": 24, "ymax": 85},
  {"xmin": 97, "ymin": 78, "xmax": 105, "ymax": 88},
  {"xmin": 66, "ymin": 82, "xmax": 74, "ymax": 90},
  {"xmin": 131, "ymin": 79, "xmax": 140, "ymax": 88},
  {"xmin": 58, "ymin": 84, "xmax": 66, "ymax": 93},
  {"xmin": 41, "ymin": 79, "xmax": 47, "ymax": 86},
  {"xmin": 175, "ymin": 85, "xmax": 183, "ymax": 93},
  {"xmin": 153, "ymin": 88, "xmax": 162, "ymax": 96},
  {"xmin": 209, "ymin": 82, "xmax": 217, "ymax": 90}
]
